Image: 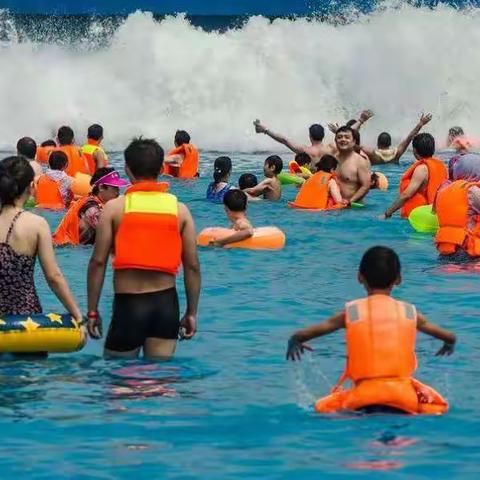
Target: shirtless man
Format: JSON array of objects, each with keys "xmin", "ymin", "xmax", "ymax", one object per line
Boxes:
[
  {"xmin": 334, "ymin": 126, "xmax": 371, "ymax": 203},
  {"xmin": 86, "ymin": 138, "xmax": 201, "ymax": 359},
  {"xmin": 253, "ymin": 119, "xmax": 334, "ymax": 164},
  {"xmin": 244, "ymin": 155, "xmax": 282, "ymax": 201}
]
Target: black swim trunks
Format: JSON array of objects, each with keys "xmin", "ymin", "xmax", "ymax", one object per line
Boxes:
[{"xmin": 105, "ymin": 288, "xmax": 180, "ymax": 352}]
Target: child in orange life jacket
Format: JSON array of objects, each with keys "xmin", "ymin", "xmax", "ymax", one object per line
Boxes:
[
  {"xmin": 312, "ymin": 155, "xmax": 346, "ymax": 206},
  {"xmin": 210, "ymin": 190, "xmax": 254, "ymax": 247},
  {"xmin": 238, "ymin": 173, "xmax": 260, "ymax": 202},
  {"xmin": 286, "ymin": 246, "xmax": 456, "ymax": 414}
]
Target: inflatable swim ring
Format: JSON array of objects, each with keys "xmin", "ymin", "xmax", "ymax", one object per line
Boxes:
[
  {"xmin": 408, "ymin": 205, "xmax": 439, "ymax": 234},
  {"xmin": 71, "ymin": 173, "xmax": 92, "ymax": 197},
  {"xmin": 197, "ymin": 226, "xmax": 285, "ymax": 250},
  {"xmin": 23, "ymin": 197, "xmax": 36, "ymax": 209},
  {"xmin": 278, "ymin": 172, "xmax": 305, "ymax": 186},
  {"xmin": 0, "ymin": 313, "xmax": 84, "ymax": 353}
]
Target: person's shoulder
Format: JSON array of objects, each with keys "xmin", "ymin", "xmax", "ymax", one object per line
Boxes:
[
  {"xmin": 104, "ymin": 196, "xmax": 124, "ymax": 215},
  {"xmin": 19, "ymin": 210, "xmax": 50, "ymax": 232}
]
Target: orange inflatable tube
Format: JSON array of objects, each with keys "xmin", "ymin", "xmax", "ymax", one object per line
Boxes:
[
  {"xmin": 197, "ymin": 227, "xmax": 285, "ymax": 250},
  {"xmin": 71, "ymin": 173, "xmax": 92, "ymax": 197}
]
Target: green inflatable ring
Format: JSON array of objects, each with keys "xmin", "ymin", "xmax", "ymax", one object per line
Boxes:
[
  {"xmin": 24, "ymin": 197, "xmax": 36, "ymax": 209},
  {"xmin": 408, "ymin": 204, "xmax": 439, "ymax": 234},
  {"xmin": 278, "ymin": 172, "xmax": 305, "ymax": 186}
]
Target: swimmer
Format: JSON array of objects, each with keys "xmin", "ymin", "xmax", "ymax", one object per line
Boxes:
[
  {"xmin": 382, "ymin": 133, "xmax": 447, "ymax": 219},
  {"xmin": 16, "ymin": 137, "xmax": 43, "ymax": 178},
  {"xmin": 244, "ymin": 155, "xmax": 283, "ymax": 201},
  {"xmin": 55, "ymin": 126, "xmax": 89, "ymax": 177},
  {"xmin": 289, "ymin": 152, "xmax": 313, "ymax": 179},
  {"xmin": 81, "ymin": 124, "xmax": 108, "ymax": 174},
  {"xmin": 87, "ymin": 138, "xmax": 201, "ymax": 360},
  {"xmin": 362, "ymin": 113, "xmax": 433, "ymax": 165},
  {"xmin": 287, "ymin": 246, "xmax": 456, "ymax": 414},
  {"xmin": 238, "ymin": 173, "xmax": 260, "ymax": 201},
  {"xmin": 0, "ymin": 156, "xmax": 82, "ymax": 325},
  {"xmin": 210, "ymin": 190, "xmax": 254, "ymax": 247},
  {"xmin": 253, "ymin": 119, "xmax": 334, "ymax": 161},
  {"xmin": 164, "ymin": 130, "xmax": 199, "ymax": 178},
  {"xmin": 206, "ymin": 156, "xmax": 233, "ymax": 203},
  {"xmin": 334, "ymin": 126, "xmax": 371, "ymax": 203},
  {"xmin": 53, "ymin": 167, "xmax": 129, "ymax": 246}
]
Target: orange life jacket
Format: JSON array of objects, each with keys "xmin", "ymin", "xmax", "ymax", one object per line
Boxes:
[
  {"xmin": 399, "ymin": 158, "xmax": 447, "ymax": 218},
  {"xmin": 289, "ymin": 160, "xmax": 302, "ymax": 173},
  {"xmin": 289, "ymin": 172, "xmax": 342, "ymax": 210},
  {"xmin": 36, "ymin": 145, "xmax": 55, "ymax": 164},
  {"xmin": 54, "ymin": 145, "xmax": 89, "ymax": 178},
  {"xmin": 435, "ymin": 180, "xmax": 480, "ymax": 256},
  {"xmin": 52, "ymin": 195, "xmax": 102, "ymax": 246},
  {"xmin": 164, "ymin": 144, "xmax": 199, "ymax": 178},
  {"xmin": 35, "ymin": 175, "xmax": 66, "ymax": 210},
  {"xmin": 112, "ymin": 181, "xmax": 182, "ymax": 275},
  {"xmin": 81, "ymin": 139, "xmax": 108, "ymax": 175},
  {"xmin": 314, "ymin": 295, "xmax": 448, "ymax": 415}
]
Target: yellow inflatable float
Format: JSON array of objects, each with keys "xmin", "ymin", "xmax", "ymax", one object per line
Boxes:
[
  {"xmin": 408, "ymin": 205, "xmax": 439, "ymax": 234},
  {"xmin": 71, "ymin": 173, "xmax": 92, "ymax": 197},
  {"xmin": 197, "ymin": 227, "xmax": 285, "ymax": 250},
  {"xmin": 0, "ymin": 313, "xmax": 84, "ymax": 353}
]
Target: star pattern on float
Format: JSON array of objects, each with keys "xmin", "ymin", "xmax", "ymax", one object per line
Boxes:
[
  {"xmin": 20, "ymin": 317, "xmax": 40, "ymax": 332},
  {"xmin": 47, "ymin": 313, "xmax": 63, "ymax": 324}
]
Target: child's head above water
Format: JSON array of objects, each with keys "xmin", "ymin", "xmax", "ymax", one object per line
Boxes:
[
  {"xmin": 238, "ymin": 173, "xmax": 258, "ymax": 190},
  {"xmin": 294, "ymin": 152, "xmax": 311, "ymax": 167},
  {"xmin": 314, "ymin": 154, "xmax": 338, "ymax": 173},
  {"xmin": 48, "ymin": 150, "xmax": 68, "ymax": 171},
  {"xmin": 213, "ymin": 156, "xmax": 232, "ymax": 184},
  {"xmin": 358, "ymin": 246, "xmax": 401, "ymax": 292},
  {"xmin": 264, "ymin": 155, "xmax": 283, "ymax": 177},
  {"xmin": 223, "ymin": 189, "xmax": 247, "ymax": 214}
]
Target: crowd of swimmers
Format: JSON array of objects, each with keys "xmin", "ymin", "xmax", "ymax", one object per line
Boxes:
[{"xmin": 1, "ymin": 110, "xmax": 478, "ymax": 413}]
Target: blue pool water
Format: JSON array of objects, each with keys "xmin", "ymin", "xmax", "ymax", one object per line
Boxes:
[{"xmin": 1, "ymin": 151, "xmax": 477, "ymax": 478}]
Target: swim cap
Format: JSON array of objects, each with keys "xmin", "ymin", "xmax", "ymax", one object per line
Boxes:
[{"xmin": 374, "ymin": 171, "xmax": 389, "ymax": 191}]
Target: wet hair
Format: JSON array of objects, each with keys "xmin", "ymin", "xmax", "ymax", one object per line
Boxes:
[
  {"xmin": 412, "ymin": 133, "xmax": 435, "ymax": 158},
  {"xmin": 90, "ymin": 166, "xmax": 115, "ymax": 195},
  {"xmin": 238, "ymin": 173, "xmax": 258, "ymax": 190},
  {"xmin": 174, "ymin": 130, "xmax": 190, "ymax": 146},
  {"xmin": 0, "ymin": 156, "xmax": 34, "ymax": 207},
  {"xmin": 223, "ymin": 189, "xmax": 247, "ymax": 212},
  {"xmin": 48, "ymin": 150, "xmax": 68, "ymax": 170},
  {"xmin": 309, "ymin": 124, "xmax": 325, "ymax": 142},
  {"xmin": 294, "ymin": 152, "xmax": 311, "ymax": 166},
  {"xmin": 213, "ymin": 156, "xmax": 232, "ymax": 184},
  {"xmin": 124, "ymin": 137, "xmax": 164, "ymax": 179},
  {"xmin": 265, "ymin": 155, "xmax": 283, "ymax": 174},
  {"xmin": 335, "ymin": 125, "xmax": 355, "ymax": 138},
  {"xmin": 17, "ymin": 137, "xmax": 37, "ymax": 160},
  {"xmin": 315, "ymin": 154, "xmax": 338, "ymax": 173},
  {"xmin": 346, "ymin": 119, "xmax": 357, "ymax": 127},
  {"xmin": 57, "ymin": 126, "xmax": 74, "ymax": 145},
  {"xmin": 88, "ymin": 124, "xmax": 103, "ymax": 141},
  {"xmin": 449, "ymin": 126, "xmax": 464, "ymax": 139},
  {"xmin": 359, "ymin": 246, "xmax": 401, "ymax": 289},
  {"xmin": 377, "ymin": 132, "xmax": 392, "ymax": 149},
  {"xmin": 41, "ymin": 139, "xmax": 56, "ymax": 147}
]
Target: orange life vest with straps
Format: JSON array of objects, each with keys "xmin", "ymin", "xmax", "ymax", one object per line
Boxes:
[
  {"xmin": 81, "ymin": 139, "xmax": 108, "ymax": 175},
  {"xmin": 54, "ymin": 145, "xmax": 89, "ymax": 178},
  {"xmin": 113, "ymin": 182, "xmax": 182, "ymax": 274},
  {"xmin": 435, "ymin": 180, "xmax": 480, "ymax": 256},
  {"xmin": 289, "ymin": 172, "xmax": 343, "ymax": 210},
  {"xmin": 314, "ymin": 295, "xmax": 448, "ymax": 415},
  {"xmin": 52, "ymin": 195, "xmax": 102, "ymax": 246},
  {"xmin": 35, "ymin": 175, "xmax": 66, "ymax": 210},
  {"xmin": 399, "ymin": 158, "xmax": 447, "ymax": 218},
  {"xmin": 164, "ymin": 144, "xmax": 199, "ymax": 178}
]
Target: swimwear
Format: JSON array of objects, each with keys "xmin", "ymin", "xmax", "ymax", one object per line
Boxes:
[
  {"xmin": 105, "ymin": 288, "xmax": 180, "ymax": 352},
  {"xmin": 0, "ymin": 211, "xmax": 42, "ymax": 316},
  {"xmin": 206, "ymin": 182, "xmax": 231, "ymax": 203},
  {"xmin": 78, "ymin": 198, "xmax": 103, "ymax": 245}
]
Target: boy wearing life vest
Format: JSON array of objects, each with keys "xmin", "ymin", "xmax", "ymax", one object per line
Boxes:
[
  {"xmin": 382, "ymin": 133, "xmax": 447, "ymax": 219},
  {"xmin": 53, "ymin": 167, "xmax": 129, "ymax": 246},
  {"xmin": 87, "ymin": 138, "xmax": 201, "ymax": 360},
  {"xmin": 81, "ymin": 124, "xmax": 108, "ymax": 175},
  {"xmin": 287, "ymin": 246, "xmax": 455, "ymax": 414},
  {"xmin": 36, "ymin": 139, "xmax": 56, "ymax": 165},
  {"xmin": 244, "ymin": 155, "xmax": 283, "ymax": 201},
  {"xmin": 210, "ymin": 190, "xmax": 254, "ymax": 247},
  {"xmin": 54, "ymin": 126, "xmax": 89, "ymax": 178},
  {"xmin": 164, "ymin": 130, "xmax": 199, "ymax": 178},
  {"xmin": 289, "ymin": 155, "xmax": 346, "ymax": 210},
  {"xmin": 35, "ymin": 151, "xmax": 74, "ymax": 210},
  {"xmin": 289, "ymin": 152, "xmax": 312, "ymax": 179}
]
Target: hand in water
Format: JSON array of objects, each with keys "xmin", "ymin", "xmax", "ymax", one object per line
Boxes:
[
  {"xmin": 436, "ymin": 342, "xmax": 454, "ymax": 356},
  {"xmin": 86, "ymin": 313, "xmax": 103, "ymax": 339},
  {"xmin": 419, "ymin": 112, "xmax": 433, "ymax": 126},
  {"xmin": 180, "ymin": 313, "xmax": 197, "ymax": 340},
  {"xmin": 286, "ymin": 336, "xmax": 313, "ymax": 361},
  {"xmin": 253, "ymin": 119, "xmax": 267, "ymax": 134}
]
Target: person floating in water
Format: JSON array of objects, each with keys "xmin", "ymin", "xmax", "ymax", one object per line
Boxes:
[
  {"xmin": 382, "ymin": 133, "xmax": 447, "ymax": 219},
  {"xmin": 210, "ymin": 189, "xmax": 254, "ymax": 247},
  {"xmin": 164, "ymin": 130, "xmax": 200, "ymax": 178},
  {"xmin": 206, "ymin": 156, "xmax": 233, "ymax": 203},
  {"xmin": 87, "ymin": 138, "xmax": 201, "ymax": 360},
  {"xmin": 287, "ymin": 246, "xmax": 456, "ymax": 414},
  {"xmin": 244, "ymin": 155, "xmax": 283, "ymax": 200}
]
